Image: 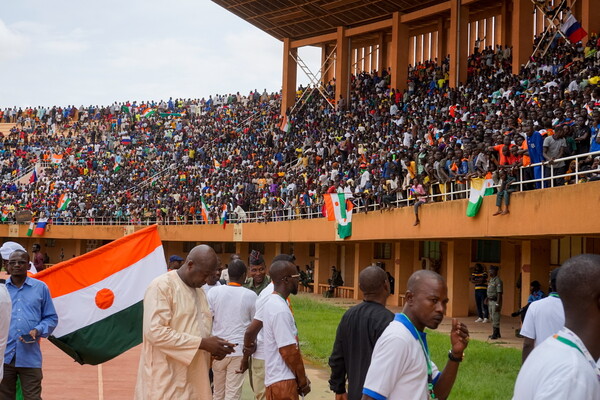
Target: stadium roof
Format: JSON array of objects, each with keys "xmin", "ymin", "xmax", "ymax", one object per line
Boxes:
[{"xmin": 211, "ymin": 0, "xmax": 445, "ymax": 41}]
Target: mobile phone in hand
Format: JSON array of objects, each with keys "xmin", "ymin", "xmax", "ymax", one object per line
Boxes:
[{"xmin": 21, "ymin": 334, "xmax": 36, "ymax": 343}]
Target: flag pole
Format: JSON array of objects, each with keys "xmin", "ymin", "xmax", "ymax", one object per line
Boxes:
[{"xmin": 97, "ymin": 364, "xmax": 104, "ymax": 400}]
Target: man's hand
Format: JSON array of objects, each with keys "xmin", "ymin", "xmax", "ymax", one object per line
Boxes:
[
  {"xmin": 450, "ymin": 318, "xmax": 470, "ymax": 355},
  {"xmin": 29, "ymin": 328, "xmax": 39, "ymax": 340},
  {"xmin": 335, "ymin": 393, "xmax": 348, "ymax": 400},
  {"xmin": 199, "ymin": 336, "xmax": 235, "ymax": 359},
  {"xmin": 298, "ymin": 378, "xmax": 311, "ymax": 396},
  {"xmin": 236, "ymin": 355, "xmax": 250, "ymax": 374}
]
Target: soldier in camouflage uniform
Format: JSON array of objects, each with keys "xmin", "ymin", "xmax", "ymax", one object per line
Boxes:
[{"xmin": 486, "ymin": 265, "xmax": 503, "ymax": 339}]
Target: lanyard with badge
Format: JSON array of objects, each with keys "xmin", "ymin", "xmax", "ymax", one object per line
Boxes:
[
  {"xmin": 553, "ymin": 327, "xmax": 600, "ymax": 383},
  {"xmin": 401, "ymin": 313, "xmax": 436, "ymax": 399}
]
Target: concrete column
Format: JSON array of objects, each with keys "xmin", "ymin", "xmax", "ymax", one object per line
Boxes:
[
  {"xmin": 314, "ymin": 243, "xmax": 332, "ymax": 292},
  {"xmin": 500, "ymin": 241, "xmax": 519, "ymax": 317},
  {"xmin": 581, "ymin": 0, "xmax": 600, "ymax": 40},
  {"xmin": 485, "ymin": 18, "xmax": 493, "ymax": 48},
  {"xmin": 445, "ymin": 239, "xmax": 472, "ymax": 317},
  {"xmin": 388, "ymin": 241, "xmax": 416, "ymax": 307},
  {"xmin": 437, "ymin": 18, "xmax": 447, "ymax": 63},
  {"xmin": 449, "ymin": 0, "xmax": 469, "ymax": 87},
  {"xmin": 520, "ymin": 240, "xmax": 551, "ymax": 307},
  {"xmin": 511, "ymin": 0, "xmax": 533, "ymax": 75},
  {"xmin": 281, "ymin": 38, "xmax": 297, "ymax": 116},
  {"xmin": 390, "ymin": 12, "xmax": 409, "ymax": 92},
  {"xmin": 353, "ymin": 242, "xmax": 374, "ymax": 300},
  {"xmin": 377, "ymin": 32, "xmax": 386, "ymax": 73},
  {"xmin": 496, "ymin": 1, "xmax": 510, "ymax": 49},
  {"xmin": 335, "ymin": 27, "xmax": 350, "ymax": 107}
]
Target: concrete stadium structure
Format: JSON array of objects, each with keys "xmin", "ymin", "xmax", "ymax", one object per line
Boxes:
[{"xmin": 2, "ymin": 0, "xmax": 599, "ymax": 318}]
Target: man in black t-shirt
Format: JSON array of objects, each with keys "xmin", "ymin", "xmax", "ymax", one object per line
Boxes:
[{"xmin": 329, "ymin": 266, "xmax": 394, "ymax": 400}]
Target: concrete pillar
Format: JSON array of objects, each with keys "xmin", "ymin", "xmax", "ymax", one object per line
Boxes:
[
  {"xmin": 390, "ymin": 12, "xmax": 409, "ymax": 92},
  {"xmin": 449, "ymin": 0, "xmax": 469, "ymax": 87},
  {"xmin": 314, "ymin": 243, "xmax": 334, "ymax": 292},
  {"xmin": 281, "ymin": 38, "xmax": 297, "ymax": 116},
  {"xmin": 388, "ymin": 241, "xmax": 416, "ymax": 307},
  {"xmin": 496, "ymin": 1, "xmax": 510, "ymax": 48},
  {"xmin": 520, "ymin": 240, "xmax": 551, "ymax": 307},
  {"xmin": 511, "ymin": 0, "xmax": 533, "ymax": 75},
  {"xmin": 445, "ymin": 239, "xmax": 472, "ymax": 317},
  {"xmin": 581, "ymin": 0, "xmax": 600, "ymax": 39},
  {"xmin": 416, "ymin": 35, "xmax": 423, "ymax": 64},
  {"xmin": 335, "ymin": 27, "xmax": 350, "ymax": 107},
  {"xmin": 437, "ymin": 18, "xmax": 447, "ymax": 63},
  {"xmin": 353, "ymin": 242, "xmax": 374, "ymax": 300},
  {"xmin": 377, "ymin": 32, "xmax": 386, "ymax": 73},
  {"xmin": 500, "ymin": 241, "xmax": 520, "ymax": 317},
  {"xmin": 485, "ymin": 17, "xmax": 493, "ymax": 48}
]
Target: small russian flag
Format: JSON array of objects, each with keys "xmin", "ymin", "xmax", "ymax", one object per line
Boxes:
[
  {"xmin": 561, "ymin": 14, "xmax": 587, "ymax": 44},
  {"xmin": 34, "ymin": 218, "xmax": 48, "ymax": 235}
]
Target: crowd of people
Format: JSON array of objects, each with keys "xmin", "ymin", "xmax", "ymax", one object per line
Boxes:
[{"xmin": 1, "ymin": 35, "xmax": 600, "ymax": 226}]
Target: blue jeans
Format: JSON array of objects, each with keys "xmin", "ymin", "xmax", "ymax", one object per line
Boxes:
[{"xmin": 475, "ymin": 289, "xmax": 488, "ymax": 319}]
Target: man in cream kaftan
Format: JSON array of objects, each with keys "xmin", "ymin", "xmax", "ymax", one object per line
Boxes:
[{"xmin": 135, "ymin": 245, "xmax": 235, "ymax": 400}]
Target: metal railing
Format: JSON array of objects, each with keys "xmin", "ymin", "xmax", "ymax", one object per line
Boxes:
[{"xmin": 2, "ymin": 151, "xmax": 599, "ymax": 226}]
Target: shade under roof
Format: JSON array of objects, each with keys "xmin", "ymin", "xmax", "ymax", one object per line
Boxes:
[{"xmin": 211, "ymin": 0, "xmax": 446, "ymax": 41}]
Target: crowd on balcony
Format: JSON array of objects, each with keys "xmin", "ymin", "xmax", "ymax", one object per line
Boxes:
[{"xmin": 0, "ymin": 34, "xmax": 599, "ymax": 225}]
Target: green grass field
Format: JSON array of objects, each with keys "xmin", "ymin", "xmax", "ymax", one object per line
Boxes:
[{"xmin": 291, "ymin": 294, "xmax": 521, "ymax": 400}]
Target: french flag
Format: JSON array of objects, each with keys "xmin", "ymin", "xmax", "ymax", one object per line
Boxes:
[
  {"xmin": 561, "ymin": 14, "xmax": 587, "ymax": 44},
  {"xmin": 34, "ymin": 218, "xmax": 49, "ymax": 235}
]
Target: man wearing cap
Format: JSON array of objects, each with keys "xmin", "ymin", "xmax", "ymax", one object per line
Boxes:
[
  {"xmin": 486, "ymin": 266, "xmax": 503, "ymax": 340},
  {"xmin": 244, "ymin": 250, "xmax": 271, "ymax": 296},
  {"xmin": 168, "ymin": 255, "xmax": 184, "ymax": 271}
]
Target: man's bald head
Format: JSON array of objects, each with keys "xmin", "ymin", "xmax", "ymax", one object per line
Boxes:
[
  {"xmin": 178, "ymin": 245, "xmax": 220, "ymax": 288},
  {"xmin": 359, "ymin": 266, "xmax": 388, "ymax": 296},
  {"xmin": 557, "ymin": 254, "xmax": 600, "ymax": 311},
  {"xmin": 269, "ymin": 260, "xmax": 294, "ymax": 282},
  {"xmin": 188, "ymin": 244, "xmax": 217, "ymax": 264},
  {"xmin": 406, "ymin": 270, "xmax": 445, "ymax": 294}
]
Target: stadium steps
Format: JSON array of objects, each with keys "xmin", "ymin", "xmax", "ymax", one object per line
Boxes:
[{"xmin": 0, "ymin": 123, "xmax": 16, "ymax": 135}]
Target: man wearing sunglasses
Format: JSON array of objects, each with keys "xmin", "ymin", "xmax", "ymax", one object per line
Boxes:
[
  {"xmin": 257, "ymin": 259, "xmax": 310, "ymax": 400},
  {"xmin": 0, "ymin": 250, "xmax": 58, "ymax": 400}
]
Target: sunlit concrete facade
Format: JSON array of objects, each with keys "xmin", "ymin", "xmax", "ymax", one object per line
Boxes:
[{"xmin": 4, "ymin": 182, "xmax": 600, "ymax": 317}]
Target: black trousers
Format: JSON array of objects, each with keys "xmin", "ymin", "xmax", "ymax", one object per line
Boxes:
[{"xmin": 0, "ymin": 361, "xmax": 43, "ymax": 400}]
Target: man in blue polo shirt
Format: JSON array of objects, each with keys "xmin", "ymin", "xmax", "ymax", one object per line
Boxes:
[
  {"xmin": 524, "ymin": 120, "xmax": 544, "ymax": 189},
  {"xmin": 0, "ymin": 250, "xmax": 58, "ymax": 400},
  {"xmin": 362, "ymin": 270, "xmax": 470, "ymax": 400}
]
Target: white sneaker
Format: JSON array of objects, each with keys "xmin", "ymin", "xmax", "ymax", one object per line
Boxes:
[
  {"xmin": 482, "ymin": 318, "xmax": 489, "ymax": 323},
  {"xmin": 475, "ymin": 318, "xmax": 483, "ymax": 323}
]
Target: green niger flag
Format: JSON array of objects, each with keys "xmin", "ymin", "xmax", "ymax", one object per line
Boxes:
[
  {"xmin": 466, "ymin": 178, "xmax": 494, "ymax": 217},
  {"xmin": 34, "ymin": 225, "xmax": 167, "ymax": 365}
]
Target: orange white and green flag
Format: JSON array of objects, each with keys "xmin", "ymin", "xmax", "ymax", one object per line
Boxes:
[
  {"xmin": 34, "ymin": 225, "xmax": 167, "ymax": 365},
  {"xmin": 201, "ymin": 196, "xmax": 209, "ymax": 223}
]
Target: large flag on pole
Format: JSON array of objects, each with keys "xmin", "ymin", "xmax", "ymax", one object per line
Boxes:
[
  {"xmin": 324, "ymin": 193, "xmax": 353, "ymax": 238},
  {"xmin": 466, "ymin": 178, "xmax": 494, "ymax": 217},
  {"xmin": 34, "ymin": 225, "xmax": 167, "ymax": 365}
]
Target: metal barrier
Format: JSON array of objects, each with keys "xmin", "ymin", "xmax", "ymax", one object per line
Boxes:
[{"xmin": 3, "ymin": 151, "xmax": 599, "ymax": 226}]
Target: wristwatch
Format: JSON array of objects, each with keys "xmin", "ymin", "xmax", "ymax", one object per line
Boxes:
[{"xmin": 448, "ymin": 350, "xmax": 464, "ymax": 362}]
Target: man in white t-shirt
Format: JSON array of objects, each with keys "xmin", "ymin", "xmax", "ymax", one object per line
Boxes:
[
  {"xmin": 520, "ymin": 268, "xmax": 564, "ymax": 363},
  {"xmin": 362, "ymin": 270, "xmax": 470, "ymax": 400},
  {"xmin": 0, "ymin": 281, "xmax": 11, "ymax": 382},
  {"xmin": 254, "ymin": 259, "xmax": 309, "ymax": 400},
  {"xmin": 208, "ymin": 259, "xmax": 257, "ymax": 400},
  {"xmin": 238, "ymin": 254, "xmax": 293, "ymax": 400},
  {"xmin": 513, "ymin": 254, "xmax": 600, "ymax": 399}
]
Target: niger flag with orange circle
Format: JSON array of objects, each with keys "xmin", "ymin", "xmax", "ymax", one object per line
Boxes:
[{"xmin": 34, "ymin": 225, "xmax": 167, "ymax": 365}]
